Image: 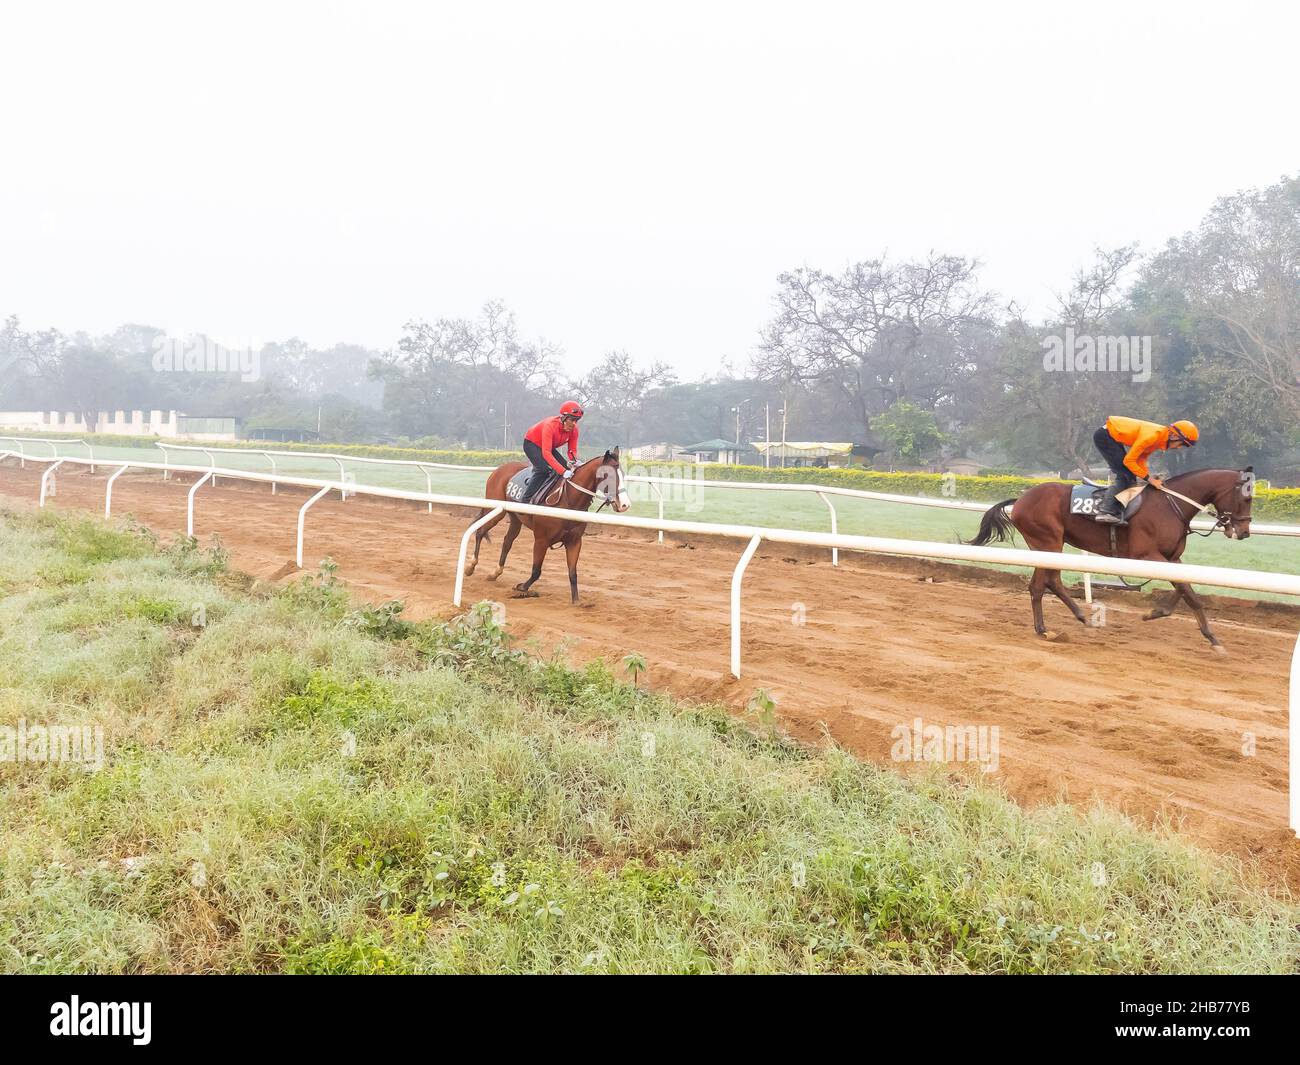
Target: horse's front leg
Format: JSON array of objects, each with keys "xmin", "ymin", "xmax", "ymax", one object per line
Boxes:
[
  {"xmin": 565, "ymin": 535, "xmax": 584, "ymax": 605},
  {"xmin": 512, "ymin": 535, "xmax": 548, "ymax": 597},
  {"xmin": 1171, "ymin": 581, "xmax": 1225, "ymax": 653}
]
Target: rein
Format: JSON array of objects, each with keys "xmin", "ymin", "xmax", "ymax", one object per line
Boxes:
[
  {"xmin": 1154, "ymin": 482, "xmax": 1234, "ymax": 536},
  {"xmin": 541, "ymin": 463, "xmax": 615, "ymax": 511}
]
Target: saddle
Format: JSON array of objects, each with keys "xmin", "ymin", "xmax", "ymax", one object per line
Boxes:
[
  {"xmin": 1070, "ymin": 481, "xmax": 1145, "ymax": 522},
  {"xmin": 505, "ymin": 466, "xmax": 558, "ymax": 504}
]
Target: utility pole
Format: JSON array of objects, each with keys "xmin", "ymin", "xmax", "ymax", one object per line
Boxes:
[
  {"xmin": 503, "ymin": 400, "xmax": 509, "ymax": 450},
  {"xmin": 764, "ymin": 403, "xmax": 771, "ymax": 468},
  {"xmin": 780, "ymin": 405, "xmax": 787, "ymax": 468}
]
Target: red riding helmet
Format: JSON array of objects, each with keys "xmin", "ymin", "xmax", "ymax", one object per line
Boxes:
[{"xmin": 559, "ymin": 401, "xmax": 584, "ymax": 419}]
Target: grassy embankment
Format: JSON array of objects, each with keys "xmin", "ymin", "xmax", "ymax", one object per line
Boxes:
[{"xmin": 1, "ymin": 506, "xmax": 1297, "ymax": 974}]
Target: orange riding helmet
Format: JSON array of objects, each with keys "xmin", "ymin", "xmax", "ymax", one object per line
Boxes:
[{"xmin": 1169, "ymin": 420, "xmax": 1199, "ymax": 446}]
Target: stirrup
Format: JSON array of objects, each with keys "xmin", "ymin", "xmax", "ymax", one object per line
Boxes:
[{"xmin": 1094, "ymin": 511, "xmax": 1125, "ymax": 526}]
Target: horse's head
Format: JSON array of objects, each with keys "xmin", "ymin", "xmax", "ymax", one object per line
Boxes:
[
  {"xmin": 595, "ymin": 447, "xmax": 631, "ymax": 513},
  {"xmin": 1207, "ymin": 467, "xmax": 1255, "ymax": 540}
]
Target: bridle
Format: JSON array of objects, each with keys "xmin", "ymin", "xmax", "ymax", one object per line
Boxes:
[
  {"xmin": 1156, "ymin": 472, "xmax": 1252, "ymax": 538},
  {"xmin": 541, "ymin": 457, "xmax": 622, "ymax": 512}
]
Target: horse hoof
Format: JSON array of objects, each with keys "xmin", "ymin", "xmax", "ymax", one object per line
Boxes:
[
  {"xmin": 1210, "ymin": 643, "xmax": 1227, "ymax": 656},
  {"xmin": 1039, "ymin": 630, "xmax": 1064, "ymax": 642},
  {"xmin": 1142, "ymin": 609, "xmax": 1165, "ymax": 621},
  {"xmin": 486, "ymin": 568, "xmax": 502, "ymax": 582},
  {"xmin": 463, "ymin": 564, "xmax": 476, "ymax": 577}
]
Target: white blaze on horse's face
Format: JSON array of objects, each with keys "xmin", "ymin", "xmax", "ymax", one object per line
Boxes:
[
  {"xmin": 615, "ymin": 465, "xmax": 630, "ymax": 512},
  {"xmin": 596, "ymin": 465, "xmax": 630, "ymax": 512}
]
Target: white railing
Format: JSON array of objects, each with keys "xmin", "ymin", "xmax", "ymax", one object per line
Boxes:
[
  {"xmin": 146, "ymin": 440, "xmax": 1300, "ymax": 540},
  {"xmin": 3, "ymin": 448, "xmax": 1298, "ymax": 836},
  {"xmin": 0, "ymin": 435, "xmax": 95, "ymax": 470}
]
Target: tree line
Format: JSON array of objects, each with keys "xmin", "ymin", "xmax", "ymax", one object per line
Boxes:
[{"xmin": 2, "ymin": 173, "xmax": 1296, "ymax": 477}]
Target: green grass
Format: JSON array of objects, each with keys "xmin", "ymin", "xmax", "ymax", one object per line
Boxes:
[{"xmin": 1, "ymin": 506, "xmax": 1297, "ymax": 974}]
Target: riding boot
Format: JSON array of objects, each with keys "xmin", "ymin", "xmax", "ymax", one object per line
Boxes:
[{"xmin": 1094, "ymin": 484, "xmax": 1126, "ymax": 525}]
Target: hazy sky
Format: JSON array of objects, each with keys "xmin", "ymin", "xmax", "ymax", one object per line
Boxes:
[{"xmin": 2, "ymin": 0, "xmax": 1296, "ymax": 377}]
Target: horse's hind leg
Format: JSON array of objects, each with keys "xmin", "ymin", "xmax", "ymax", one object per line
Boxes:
[
  {"xmin": 1047, "ymin": 571, "xmax": 1088, "ymax": 626},
  {"xmin": 464, "ymin": 509, "xmax": 507, "ymax": 576},
  {"xmin": 1029, "ymin": 568, "xmax": 1057, "ymax": 639},
  {"xmin": 488, "ymin": 516, "xmax": 522, "ymax": 581}
]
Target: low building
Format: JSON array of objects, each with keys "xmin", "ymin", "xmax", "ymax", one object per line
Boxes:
[
  {"xmin": 750, "ymin": 441, "xmax": 855, "ymax": 467},
  {"xmin": 683, "ymin": 438, "xmax": 747, "ymax": 465},
  {"xmin": 0, "ymin": 409, "xmax": 237, "ymax": 441},
  {"xmin": 626, "ymin": 441, "xmax": 690, "ymax": 462}
]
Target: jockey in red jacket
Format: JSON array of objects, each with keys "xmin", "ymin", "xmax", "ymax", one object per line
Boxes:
[{"xmin": 521, "ymin": 401, "xmax": 583, "ymax": 501}]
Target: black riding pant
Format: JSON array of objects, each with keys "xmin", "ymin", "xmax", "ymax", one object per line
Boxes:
[
  {"xmin": 522, "ymin": 440, "xmax": 567, "ymax": 500},
  {"xmin": 1092, "ymin": 427, "xmax": 1139, "ymax": 490}
]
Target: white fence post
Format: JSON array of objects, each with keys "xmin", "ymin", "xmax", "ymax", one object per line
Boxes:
[
  {"xmin": 296, "ymin": 485, "xmax": 334, "ymax": 568},
  {"xmin": 187, "ymin": 472, "xmax": 212, "ymax": 537},
  {"xmin": 420, "ymin": 465, "xmax": 433, "ymax": 514},
  {"xmin": 648, "ymin": 481, "xmax": 665, "ymax": 543},
  {"xmin": 105, "ymin": 464, "xmax": 131, "ymax": 518},
  {"xmin": 816, "ymin": 491, "xmax": 839, "ymax": 566},
  {"xmin": 39, "ymin": 459, "xmax": 65, "ymax": 506},
  {"xmin": 454, "ymin": 506, "xmax": 504, "ymax": 606},
  {"xmin": 730, "ymin": 533, "xmax": 763, "ymax": 679}
]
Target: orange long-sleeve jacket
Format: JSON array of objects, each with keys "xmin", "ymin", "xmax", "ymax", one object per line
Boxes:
[{"xmin": 1105, "ymin": 416, "xmax": 1176, "ymax": 478}]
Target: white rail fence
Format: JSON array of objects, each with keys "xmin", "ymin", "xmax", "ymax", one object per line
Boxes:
[
  {"xmin": 142, "ymin": 440, "xmax": 1300, "ymax": 541},
  {"xmin": 145, "ymin": 440, "xmax": 1300, "ymax": 608},
  {"xmin": 3, "ymin": 449, "xmax": 1298, "ymax": 837}
]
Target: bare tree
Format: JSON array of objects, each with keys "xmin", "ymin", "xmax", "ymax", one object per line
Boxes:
[
  {"xmin": 753, "ymin": 254, "xmax": 995, "ymax": 440},
  {"xmin": 575, "ymin": 351, "xmax": 677, "ymax": 443}
]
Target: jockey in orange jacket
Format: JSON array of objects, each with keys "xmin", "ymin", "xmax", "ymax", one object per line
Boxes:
[
  {"xmin": 521, "ymin": 401, "xmax": 583, "ymax": 501},
  {"xmin": 1093, "ymin": 415, "xmax": 1198, "ymax": 523}
]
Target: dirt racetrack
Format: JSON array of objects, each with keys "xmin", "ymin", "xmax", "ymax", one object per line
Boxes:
[{"xmin": 4, "ymin": 462, "xmax": 1298, "ymax": 881}]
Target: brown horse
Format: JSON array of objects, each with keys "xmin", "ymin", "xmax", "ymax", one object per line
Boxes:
[
  {"xmin": 965, "ymin": 467, "xmax": 1255, "ymax": 650},
  {"xmin": 463, "ymin": 448, "xmax": 630, "ymax": 602}
]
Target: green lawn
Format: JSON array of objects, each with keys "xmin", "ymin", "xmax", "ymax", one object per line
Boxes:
[{"xmin": 2, "ymin": 506, "xmax": 1297, "ymax": 974}]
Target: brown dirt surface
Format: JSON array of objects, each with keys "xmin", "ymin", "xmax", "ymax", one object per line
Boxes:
[{"xmin": 4, "ymin": 462, "xmax": 1298, "ymax": 885}]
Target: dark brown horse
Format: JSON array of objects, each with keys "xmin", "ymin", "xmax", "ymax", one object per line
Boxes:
[
  {"xmin": 463, "ymin": 448, "xmax": 630, "ymax": 602},
  {"xmin": 965, "ymin": 467, "xmax": 1255, "ymax": 650}
]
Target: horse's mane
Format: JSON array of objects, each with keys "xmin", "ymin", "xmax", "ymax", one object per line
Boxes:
[{"xmin": 1166, "ymin": 467, "xmax": 1246, "ymax": 484}]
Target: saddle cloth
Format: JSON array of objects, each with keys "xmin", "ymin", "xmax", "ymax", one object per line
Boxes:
[
  {"xmin": 1069, "ymin": 481, "xmax": 1145, "ymax": 522},
  {"xmin": 505, "ymin": 466, "xmax": 558, "ymax": 503}
]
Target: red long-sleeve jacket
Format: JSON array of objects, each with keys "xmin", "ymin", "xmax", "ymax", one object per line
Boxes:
[{"xmin": 524, "ymin": 416, "xmax": 579, "ymax": 474}]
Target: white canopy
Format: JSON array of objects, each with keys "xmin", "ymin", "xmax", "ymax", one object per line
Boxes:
[{"xmin": 749, "ymin": 441, "xmax": 854, "ymax": 458}]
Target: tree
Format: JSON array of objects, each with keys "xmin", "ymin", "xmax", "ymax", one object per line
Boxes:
[
  {"xmin": 374, "ymin": 301, "xmax": 562, "ymax": 445},
  {"xmin": 575, "ymin": 351, "xmax": 676, "ymax": 444},
  {"xmin": 869, "ymin": 400, "xmax": 945, "ymax": 466},
  {"xmin": 973, "ymin": 247, "xmax": 1151, "ymax": 475},
  {"xmin": 1141, "ymin": 174, "xmax": 1300, "ymax": 426},
  {"xmin": 753, "ymin": 254, "xmax": 996, "ymax": 442}
]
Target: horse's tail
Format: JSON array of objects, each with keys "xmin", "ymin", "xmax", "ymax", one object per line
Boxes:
[{"xmin": 963, "ymin": 498, "xmax": 1018, "ymax": 547}]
